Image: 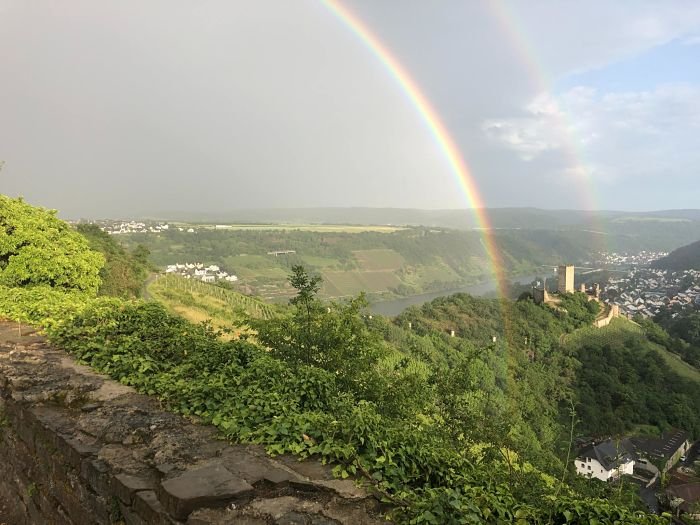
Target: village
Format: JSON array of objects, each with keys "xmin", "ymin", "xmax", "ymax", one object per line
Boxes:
[
  {"xmin": 585, "ymin": 250, "xmax": 668, "ymax": 267},
  {"xmin": 602, "ymin": 268, "xmax": 700, "ymax": 319},
  {"xmin": 164, "ymin": 262, "xmax": 239, "ymax": 284},
  {"xmin": 69, "ymin": 219, "xmax": 198, "ymax": 235}
]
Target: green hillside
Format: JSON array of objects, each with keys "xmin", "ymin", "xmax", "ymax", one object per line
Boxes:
[
  {"xmin": 652, "ymin": 238, "xmax": 700, "ymax": 271},
  {"xmin": 147, "ymin": 274, "xmax": 277, "ymax": 333},
  {"xmin": 1, "ymin": 196, "xmax": 684, "ymax": 523},
  {"xmin": 117, "ymin": 226, "xmax": 653, "ymax": 302}
]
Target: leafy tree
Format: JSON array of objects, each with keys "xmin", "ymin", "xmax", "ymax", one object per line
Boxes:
[
  {"xmin": 76, "ymin": 223, "xmax": 150, "ymax": 298},
  {"xmin": 252, "ymin": 265, "xmax": 385, "ymax": 399},
  {"xmin": 0, "ymin": 196, "xmax": 103, "ymax": 293}
]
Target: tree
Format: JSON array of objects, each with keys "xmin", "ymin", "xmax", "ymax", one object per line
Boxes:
[
  {"xmin": 252, "ymin": 265, "xmax": 384, "ymax": 399},
  {"xmin": 0, "ymin": 196, "xmax": 104, "ymax": 293},
  {"xmin": 76, "ymin": 224, "xmax": 149, "ymax": 298}
]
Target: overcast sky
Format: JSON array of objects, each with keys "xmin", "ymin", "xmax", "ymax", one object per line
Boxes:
[{"xmin": 1, "ymin": 1, "xmax": 700, "ymax": 217}]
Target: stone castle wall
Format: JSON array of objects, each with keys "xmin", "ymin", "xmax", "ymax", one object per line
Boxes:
[
  {"xmin": 593, "ymin": 304, "xmax": 620, "ymax": 328},
  {"xmin": 0, "ymin": 322, "xmax": 382, "ymax": 524}
]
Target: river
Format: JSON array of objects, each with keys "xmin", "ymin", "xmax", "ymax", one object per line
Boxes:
[{"xmin": 369, "ymin": 273, "xmax": 549, "ymax": 317}]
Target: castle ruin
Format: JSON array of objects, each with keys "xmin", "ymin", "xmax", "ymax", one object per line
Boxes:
[{"xmin": 558, "ymin": 265, "xmax": 575, "ymax": 294}]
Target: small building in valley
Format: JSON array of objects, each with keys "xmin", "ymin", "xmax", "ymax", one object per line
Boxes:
[
  {"xmin": 629, "ymin": 428, "xmax": 690, "ymax": 475},
  {"xmin": 575, "ymin": 439, "xmax": 635, "ymax": 481}
]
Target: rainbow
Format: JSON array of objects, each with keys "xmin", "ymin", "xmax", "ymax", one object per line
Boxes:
[
  {"xmin": 486, "ymin": 0, "xmax": 609, "ymax": 252},
  {"xmin": 321, "ymin": 0, "xmax": 510, "ymax": 299}
]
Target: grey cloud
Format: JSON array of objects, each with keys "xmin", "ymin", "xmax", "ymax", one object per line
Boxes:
[{"xmin": 1, "ymin": 1, "xmax": 700, "ymax": 216}]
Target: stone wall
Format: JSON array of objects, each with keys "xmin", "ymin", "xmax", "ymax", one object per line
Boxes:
[
  {"xmin": 0, "ymin": 322, "xmax": 383, "ymax": 524},
  {"xmin": 593, "ymin": 304, "xmax": 619, "ymax": 328}
]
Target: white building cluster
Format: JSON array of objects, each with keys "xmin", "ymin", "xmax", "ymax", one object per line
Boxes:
[
  {"xmin": 585, "ymin": 251, "xmax": 668, "ymax": 267},
  {"xmin": 604, "ymin": 268, "xmax": 700, "ymax": 318},
  {"xmin": 165, "ymin": 263, "xmax": 239, "ymax": 284},
  {"xmin": 101, "ymin": 221, "xmax": 171, "ymax": 235}
]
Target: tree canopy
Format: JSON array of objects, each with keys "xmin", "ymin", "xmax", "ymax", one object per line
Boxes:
[
  {"xmin": 76, "ymin": 223, "xmax": 150, "ymax": 298},
  {"xmin": 0, "ymin": 196, "xmax": 104, "ymax": 293}
]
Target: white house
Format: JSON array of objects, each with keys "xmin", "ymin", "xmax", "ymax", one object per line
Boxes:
[{"xmin": 575, "ymin": 440, "xmax": 635, "ymax": 481}]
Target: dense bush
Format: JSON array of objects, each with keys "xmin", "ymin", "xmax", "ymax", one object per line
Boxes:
[
  {"xmin": 0, "ymin": 196, "xmax": 104, "ymax": 293},
  {"xmin": 44, "ymin": 287, "xmax": 668, "ymax": 523},
  {"xmin": 76, "ymin": 224, "xmax": 150, "ymax": 298}
]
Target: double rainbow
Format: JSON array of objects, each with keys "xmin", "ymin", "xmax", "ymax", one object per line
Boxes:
[{"xmin": 322, "ymin": 0, "xmax": 509, "ymax": 299}]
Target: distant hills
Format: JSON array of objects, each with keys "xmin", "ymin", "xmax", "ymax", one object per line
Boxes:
[
  {"xmin": 653, "ymin": 239, "xmax": 700, "ymax": 271},
  {"xmin": 125, "ymin": 207, "xmax": 700, "ymax": 253}
]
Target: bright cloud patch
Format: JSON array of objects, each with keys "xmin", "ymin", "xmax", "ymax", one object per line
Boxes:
[{"xmin": 483, "ymin": 84, "xmax": 700, "ymax": 184}]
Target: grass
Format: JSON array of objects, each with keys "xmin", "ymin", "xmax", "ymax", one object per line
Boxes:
[
  {"xmin": 321, "ymin": 270, "xmax": 401, "ymax": 296},
  {"xmin": 147, "ymin": 275, "xmax": 278, "ymax": 336},
  {"xmin": 353, "ymin": 249, "xmax": 404, "ymax": 271},
  {"xmin": 301, "ymin": 255, "xmax": 342, "ymax": 269},
  {"xmin": 648, "ymin": 341, "xmax": 700, "ymax": 382}
]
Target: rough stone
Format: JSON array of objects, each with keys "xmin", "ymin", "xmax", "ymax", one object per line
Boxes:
[
  {"xmin": 0, "ymin": 321, "xmax": 383, "ymax": 524},
  {"xmin": 113, "ymin": 473, "xmax": 156, "ymax": 505},
  {"xmin": 160, "ymin": 463, "xmax": 254, "ymax": 519}
]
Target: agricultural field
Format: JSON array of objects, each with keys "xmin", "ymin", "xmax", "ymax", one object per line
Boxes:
[
  {"xmin": 353, "ymin": 249, "xmax": 404, "ymax": 271},
  {"xmin": 322, "ymin": 270, "xmax": 401, "ymax": 297},
  {"xmin": 120, "ymin": 225, "xmax": 592, "ymax": 302}
]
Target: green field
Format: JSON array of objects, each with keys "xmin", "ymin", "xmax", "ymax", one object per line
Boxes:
[
  {"xmin": 322, "ymin": 270, "xmax": 401, "ymax": 297},
  {"xmin": 122, "ymin": 224, "xmax": 610, "ymax": 302},
  {"xmin": 611, "ymin": 216, "xmax": 691, "ymax": 223},
  {"xmin": 353, "ymin": 249, "xmax": 404, "ymax": 271}
]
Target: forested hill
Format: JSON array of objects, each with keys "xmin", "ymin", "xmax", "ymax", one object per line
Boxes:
[
  {"xmin": 76, "ymin": 224, "xmax": 151, "ymax": 298},
  {"xmin": 391, "ymin": 292, "xmax": 700, "ymax": 439},
  {"xmin": 121, "ymin": 224, "xmax": 686, "ymax": 302},
  {"xmin": 652, "ymin": 238, "xmax": 700, "ymax": 271},
  {"xmin": 0, "ymin": 195, "xmax": 688, "ymax": 523}
]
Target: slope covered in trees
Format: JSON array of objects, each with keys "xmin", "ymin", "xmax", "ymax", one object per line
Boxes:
[
  {"xmin": 652, "ymin": 238, "xmax": 700, "ymax": 271},
  {"xmin": 564, "ymin": 320, "xmax": 700, "ymax": 437},
  {"xmin": 0, "ymin": 196, "xmax": 103, "ymax": 293},
  {"xmin": 0, "ymin": 196, "xmax": 105, "ymax": 325},
  {"xmin": 76, "ymin": 223, "xmax": 150, "ymax": 298},
  {"xmin": 0, "ymin": 196, "xmax": 681, "ymax": 523},
  {"xmin": 120, "ymin": 225, "xmax": 666, "ymax": 302}
]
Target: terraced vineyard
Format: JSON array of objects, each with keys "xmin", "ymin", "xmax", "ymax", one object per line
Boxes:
[{"xmin": 147, "ymin": 275, "xmax": 277, "ymax": 331}]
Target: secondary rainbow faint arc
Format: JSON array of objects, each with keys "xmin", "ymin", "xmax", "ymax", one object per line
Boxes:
[
  {"xmin": 486, "ymin": 0, "xmax": 609, "ymax": 253},
  {"xmin": 321, "ymin": 0, "xmax": 509, "ymax": 297}
]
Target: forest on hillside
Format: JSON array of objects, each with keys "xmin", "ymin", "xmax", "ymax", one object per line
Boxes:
[
  {"xmin": 114, "ymin": 225, "xmax": 683, "ymax": 302},
  {"xmin": 653, "ymin": 239, "xmax": 700, "ymax": 271},
  {"xmin": 2, "ymin": 195, "xmax": 694, "ymax": 523}
]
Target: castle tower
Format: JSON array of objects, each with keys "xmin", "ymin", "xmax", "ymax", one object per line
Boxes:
[
  {"xmin": 532, "ymin": 278, "xmax": 550, "ymax": 304},
  {"xmin": 557, "ymin": 265, "xmax": 575, "ymax": 294}
]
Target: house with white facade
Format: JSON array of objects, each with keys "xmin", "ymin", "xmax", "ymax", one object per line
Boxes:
[{"xmin": 575, "ymin": 439, "xmax": 635, "ymax": 481}]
